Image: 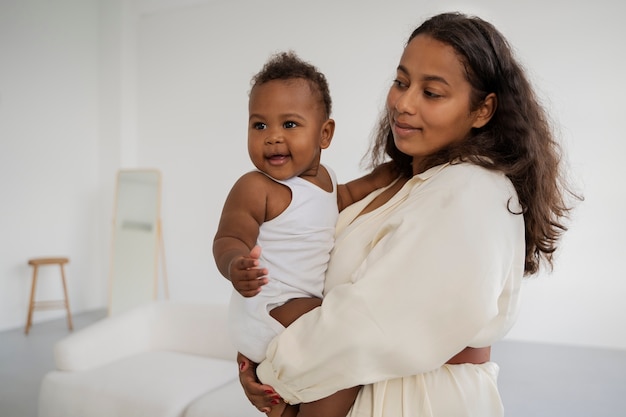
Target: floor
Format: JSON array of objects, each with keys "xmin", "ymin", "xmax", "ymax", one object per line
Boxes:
[
  {"xmin": 0, "ymin": 309, "xmax": 108, "ymax": 417},
  {"xmin": 1, "ymin": 310, "xmax": 625, "ymax": 417},
  {"xmin": 493, "ymin": 338, "xmax": 626, "ymax": 416}
]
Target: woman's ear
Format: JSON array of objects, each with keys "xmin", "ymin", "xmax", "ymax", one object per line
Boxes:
[
  {"xmin": 320, "ymin": 118, "xmax": 335, "ymax": 149},
  {"xmin": 472, "ymin": 93, "xmax": 497, "ymax": 129}
]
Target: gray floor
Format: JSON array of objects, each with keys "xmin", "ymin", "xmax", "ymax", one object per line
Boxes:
[
  {"xmin": 1, "ymin": 310, "xmax": 625, "ymax": 417},
  {"xmin": 493, "ymin": 339, "xmax": 626, "ymax": 416},
  {"xmin": 0, "ymin": 309, "xmax": 108, "ymax": 417}
]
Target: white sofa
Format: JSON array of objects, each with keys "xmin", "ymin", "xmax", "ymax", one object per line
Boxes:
[{"xmin": 38, "ymin": 301, "xmax": 259, "ymax": 417}]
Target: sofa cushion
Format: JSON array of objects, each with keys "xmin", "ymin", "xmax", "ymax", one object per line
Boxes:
[
  {"xmin": 39, "ymin": 351, "xmax": 238, "ymax": 417},
  {"xmin": 184, "ymin": 379, "xmax": 259, "ymax": 417}
]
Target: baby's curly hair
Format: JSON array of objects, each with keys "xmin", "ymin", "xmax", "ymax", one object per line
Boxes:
[{"xmin": 251, "ymin": 51, "xmax": 332, "ymax": 119}]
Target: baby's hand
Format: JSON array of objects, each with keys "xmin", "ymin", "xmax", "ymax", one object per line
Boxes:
[{"xmin": 229, "ymin": 245, "xmax": 268, "ymax": 297}]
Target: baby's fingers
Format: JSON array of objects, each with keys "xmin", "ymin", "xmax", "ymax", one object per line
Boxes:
[
  {"xmin": 235, "ymin": 277, "xmax": 268, "ymax": 297},
  {"xmin": 232, "ymin": 255, "xmax": 260, "ymax": 271}
]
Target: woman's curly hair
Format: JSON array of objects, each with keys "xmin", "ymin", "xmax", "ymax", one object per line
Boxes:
[{"xmin": 368, "ymin": 12, "xmax": 582, "ymax": 275}]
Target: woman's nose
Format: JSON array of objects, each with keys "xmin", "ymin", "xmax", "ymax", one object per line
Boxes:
[{"xmin": 394, "ymin": 90, "xmax": 416, "ymax": 115}]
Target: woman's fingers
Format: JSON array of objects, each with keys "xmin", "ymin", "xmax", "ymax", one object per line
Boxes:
[{"xmin": 237, "ymin": 353, "xmax": 282, "ymax": 411}]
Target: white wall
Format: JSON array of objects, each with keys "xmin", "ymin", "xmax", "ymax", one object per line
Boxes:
[
  {"xmin": 0, "ymin": 0, "xmax": 104, "ymax": 330},
  {"xmin": 1, "ymin": 0, "xmax": 625, "ymax": 351}
]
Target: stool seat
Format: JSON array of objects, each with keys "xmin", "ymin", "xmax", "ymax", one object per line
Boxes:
[
  {"xmin": 28, "ymin": 257, "xmax": 69, "ymax": 266},
  {"xmin": 25, "ymin": 257, "xmax": 73, "ymax": 335}
]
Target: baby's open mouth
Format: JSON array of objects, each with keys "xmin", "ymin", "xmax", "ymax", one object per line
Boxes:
[{"xmin": 267, "ymin": 154, "xmax": 290, "ymax": 164}]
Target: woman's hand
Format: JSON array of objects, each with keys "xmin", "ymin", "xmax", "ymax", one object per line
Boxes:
[{"xmin": 237, "ymin": 352, "xmax": 283, "ymax": 413}]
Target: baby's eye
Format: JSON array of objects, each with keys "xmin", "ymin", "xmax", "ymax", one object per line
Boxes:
[
  {"xmin": 253, "ymin": 122, "xmax": 267, "ymax": 130},
  {"xmin": 283, "ymin": 121, "xmax": 298, "ymax": 129}
]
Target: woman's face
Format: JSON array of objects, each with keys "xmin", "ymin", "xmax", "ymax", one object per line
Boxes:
[{"xmin": 386, "ymin": 34, "xmax": 489, "ymax": 174}]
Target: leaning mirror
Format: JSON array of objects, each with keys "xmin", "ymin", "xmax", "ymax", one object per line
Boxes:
[{"xmin": 108, "ymin": 169, "xmax": 168, "ymax": 316}]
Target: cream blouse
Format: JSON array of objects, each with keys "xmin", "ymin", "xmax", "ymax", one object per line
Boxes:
[{"xmin": 256, "ymin": 162, "xmax": 526, "ymax": 405}]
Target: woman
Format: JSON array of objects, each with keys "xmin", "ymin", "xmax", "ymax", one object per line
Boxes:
[{"xmin": 239, "ymin": 12, "xmax": 578, "ymax": 416}]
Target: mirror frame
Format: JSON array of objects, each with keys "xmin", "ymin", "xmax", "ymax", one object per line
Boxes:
[{"xmin": 107, "ymin": 169, "xmax": 168, "ymax": 316}]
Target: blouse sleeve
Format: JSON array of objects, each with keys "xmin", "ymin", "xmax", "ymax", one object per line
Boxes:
[{"xmin": 256, "ymin": 164, "xmax": 525, "ymax": 404}]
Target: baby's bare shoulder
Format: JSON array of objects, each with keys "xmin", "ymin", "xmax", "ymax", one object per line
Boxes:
[
  {"xmin": 231, "ymin": 172, "xmax": 291, "ymax": 220},
  {"xmin": 235, "ymin": 171, "xmax": 284, "ymax": 192}
]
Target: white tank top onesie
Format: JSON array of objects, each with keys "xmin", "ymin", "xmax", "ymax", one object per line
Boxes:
[{"xmin": 228, "ymin": 166, "xmax": 339, "ymax": 362}]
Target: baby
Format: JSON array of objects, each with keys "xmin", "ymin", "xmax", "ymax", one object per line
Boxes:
[{"xmin": 213, "ymin": 51, "xmax": 393, "ymax": 417}]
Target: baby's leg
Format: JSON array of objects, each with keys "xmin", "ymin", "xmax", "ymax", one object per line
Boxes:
[
  {"xmin": 267, "ymin": 387, "xmax": 359, "ymax": 417},
  {"xmin": 267, "ymin": 403, "xmax": 298, "ymax": 417},
  {"xmin": 269, "ymin": 297, "xmax": 321, "ymax": 327},
  {"xmin": 266, "ymin": 401, "xmax": 295, "ymax": 417},
  {"xmin": 297, "ymin": 386, "xmax": 361, "ymax": 417},
  {"xmin": 266, "ymin": 298, "xmax": 321, "ymax": 417}
]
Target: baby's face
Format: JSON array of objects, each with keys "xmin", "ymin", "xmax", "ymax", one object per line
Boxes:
[{"xmin": 248, "ymin": 78, "xmax": 332, "ymax": 181}]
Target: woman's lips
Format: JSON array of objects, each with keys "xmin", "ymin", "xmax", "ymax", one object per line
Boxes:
[{"xmin": 393, "ymin": 120, "xmax": 419, "ymax": 137}]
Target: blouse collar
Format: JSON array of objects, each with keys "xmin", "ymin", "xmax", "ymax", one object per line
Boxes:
[{"xmin": 412, "ymin": 162, "xmax": 450, "ymax": 182}]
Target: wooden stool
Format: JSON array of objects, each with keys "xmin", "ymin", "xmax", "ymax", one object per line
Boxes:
[{"xmin": 25, "ymin": 257, "xmax": 73, "ymax": 335}]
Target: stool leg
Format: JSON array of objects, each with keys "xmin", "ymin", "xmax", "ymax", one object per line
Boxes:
[
  {"xmin": 25, "ymin": 265, "xmax": 38, "ymax": 335},
  {"xmin": 59, "ymin": 264, "xmax": 73, "ymax": 331}
]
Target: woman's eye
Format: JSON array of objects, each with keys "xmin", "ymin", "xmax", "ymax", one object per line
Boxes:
[
  {"xmin": 283, "ymin": 121, "xmax": 297, "ymax": 129},
  {"xmin": 392, "ymin": 79, "xmax": 408, "ymax": 89},
  {"xmin": 253, "ymin": 122, "xmax": 266, "ymax": 130},
  {"xmin": 424, "ymin": 90, "xmax": 441, "ymax": 98}
]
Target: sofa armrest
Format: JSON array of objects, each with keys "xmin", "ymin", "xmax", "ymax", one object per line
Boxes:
[
  {"xmin": 54, "ymin": 301, "xmax": 236, "ymax": 371},
  {"xmin": 153, "ymin": 302, "xmax": 237, "ymax": 361},
  {"xmin": 54, "ymin": 302, "xmax": 164, "ymax": 371}
]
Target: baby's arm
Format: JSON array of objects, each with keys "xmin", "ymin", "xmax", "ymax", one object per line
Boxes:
[
  {"xmin": 336, "ymin": 162, "xmax": 396, "ymax": 211},
  {"xmin": 213, "ymin": 172, "xmax": 269, "ymax": 297}
]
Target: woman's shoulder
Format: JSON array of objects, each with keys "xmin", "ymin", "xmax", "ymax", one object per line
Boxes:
[
  {"xmin": 436, "ymin": 162, "xmax": 509, "ymax": 186},
  {"xmin": 409, "ymin": 163, "xmax": 523, "ymax": 221},
  {"xmin": 427, "ymin": 162, "xmax": 518, "ymax": 204}
]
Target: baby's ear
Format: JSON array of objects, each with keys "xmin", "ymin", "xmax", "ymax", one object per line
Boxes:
[
  {"xmin": 472, "ymin": 93, "xmax": 497, "ymax": 129},
  {"xmin": 320, "ymin": 118, "xmax": 335, "ymax": 149}
]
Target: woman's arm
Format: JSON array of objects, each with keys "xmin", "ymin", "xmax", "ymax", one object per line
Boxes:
[{"xmin": 256, "ymin": 165, "xmax": 525, "ymax": 404}]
